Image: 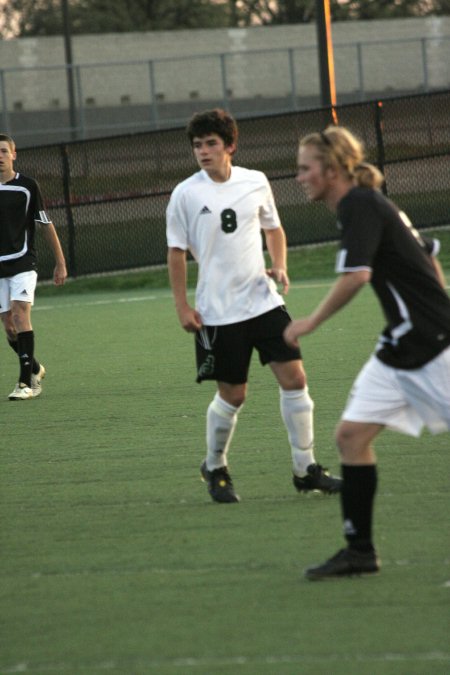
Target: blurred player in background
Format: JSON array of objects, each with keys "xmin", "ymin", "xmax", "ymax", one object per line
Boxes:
[
  {"xmin": 0, "ymin": 134, "xmax": 67, "ymax": 400},
  {"xmin": 166, "ymin": 108, "xmax": 341, "ymax": 503},
  {"xmin": 284, "ymin": 125, "xmax": 450, "ymax": 579}
]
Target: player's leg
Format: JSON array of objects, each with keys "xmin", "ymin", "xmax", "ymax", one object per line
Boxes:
[
  {"xmin": 305, "ymin": 356, "xmax": 410, "ymax": 580},
  {"xmin": 3, "ymin": 312, "xmax": 43, "ymax": 383},
  {"xmin": 7, "ymin": 272, "xmax": 43, "ymax": 399},
  {"xmin": 272, "ymin": 359, "xmax": 341, "ymax": 494},
  {"xmin": 196, "ymin": 324, "xmax": 250, "ymax": 503},
  {"xmin": 206, "ymin": 382, "xmax": 246, "ymax": 471},
  {"xmin": 336, "ymin": 420, "xmax": 382, "ymax": 552},
  {"xmin": 200, "ymin": 382, "xmax": 245, "ymax": 503},
  {"xmin": 253, "ymin": 307, "xmax": 340, "ymax": 494},
  {"xmin": 272, "ymin": 358, "xmax": 313, "ymax": 469},
  {"xmin": 10, "ymin": 299, "xmax": 34, "ymax": 391},
  {"xmin": 304, "ymin": 421, "xmax": 382, "ymax": 581}
]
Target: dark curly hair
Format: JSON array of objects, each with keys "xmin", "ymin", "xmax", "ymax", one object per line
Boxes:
[{"xmin": 186, "ymin": 109, "xmax": 238, "ymax": 151}]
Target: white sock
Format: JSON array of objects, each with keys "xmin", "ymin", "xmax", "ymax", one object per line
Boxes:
[
  {"xmin": 206, "ymin": 393, "xmax": 241, "ymax": 471},
  {"xmin": 280, "ymin": 387, "xmax": 315, "ymax": 477}
]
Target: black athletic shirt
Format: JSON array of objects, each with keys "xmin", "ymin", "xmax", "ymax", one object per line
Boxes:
[
  {"xmin": 336, "ymin": 187, "xmax": 450, "ymax": 369},
  {"xmin": 0, "ymin": 172, "xmax": 51, "ymax": 278}
]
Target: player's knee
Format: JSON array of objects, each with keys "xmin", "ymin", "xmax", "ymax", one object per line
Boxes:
[
  {"xmin": 1, "ymin": 314, "xmax": 15, "ymax": 338},
  {"xmin": 335, "ymin": 422, "xmax": 356, "ymax": 456},
  {"xmin": 278, "ymin": 369, "xmax": 307, "ymax": 391},
  {"xmin": 335, "ymin": 421, "xmax": 369, "ymax": 463},
  {"xmin": 227, "ymin": 393, "xmax": 246, "ymax": 408},
  {"xmin": 5, "ymin": 328, "xmax": 17, "ymax": 342},
  {"xmin": 218, "ymin": 385, "xmax": 246, "ymax": 409}
]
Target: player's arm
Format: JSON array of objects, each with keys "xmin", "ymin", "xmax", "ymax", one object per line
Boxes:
[
  {"xmin": 264, "ymin": 226, "xmax": 289, "ymax": 294},
  {"xmin": 167, "ymin": 247, "xmax": 202, "ymax": 332},
  {"xmin": 430, "ymin": 255, "xmax": 447, "ymax": 289},
  {"xmin": 422, "ymin": 234, "xmax": 447, "ymax": 289},
  {"xmin": 284, "ymin": 270, "xmax": 370, "ymax": 347},
  {"xmin": 40, "ymin": 221, "xmax": 67, "ymax": 285}
]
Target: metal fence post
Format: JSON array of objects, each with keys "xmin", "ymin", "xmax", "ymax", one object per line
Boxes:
[
  {"xmin": 60, "ymin": 144, "xmax": 77, "ymax": 277},
  {"xmin": 148, "ymin": 60, "xmax": 159, "ymax": 129},
  {"xmin": 288, "ymin": 48, "xmax": 297, "ymax": 110},
  {"xmin": 74, "ymin": 65, "xmax": 85, "ymax": 139},
  {"xmin": 356, "ymin": 43, "xmax": 365, "ymax": 101},
  {"xmin": 374, "ymin": 100, "xmax": 387, "ymax": 196},
  {"xmin": 220, "ymin": 54, "xmax": 230, "ymax": 111},
  {"xmin": 421, "ymin": 38, "xmax": 429, "ymax": 92},
  {"xmin": 0, "ymin": 70, "xmax": 10, "ymax": 133}
]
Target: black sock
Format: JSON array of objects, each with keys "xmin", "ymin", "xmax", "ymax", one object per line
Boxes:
[
  {"xmin": 8, "ymin": 338, "xmax": 40, "ymax": 375},
  {"xmin": 16, "ymin": 331, "xmax": 35, "ymax": 387},
  {"xmin": 340, "ymin": 464, "xmax": 377, "ymax": 552}
]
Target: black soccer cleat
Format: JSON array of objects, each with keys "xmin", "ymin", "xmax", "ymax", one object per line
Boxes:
[
  {"xmin": 293, "ymin": 463, "xmax": 342, "ymax": 494},
  {"xmin": 305, "ymin": 547, "xmax": 381, "ymax": 581},
  {"xmin": 200, "ymin": 461, "xmax": 240, "ymax": 503}
]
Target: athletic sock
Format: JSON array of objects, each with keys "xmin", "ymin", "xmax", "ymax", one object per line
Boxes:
[
  {"xmin": 8, "ymin": 338, "xmax": 40, "ymax": 375},
  {"xmin": 280, "ymin": 387, "xmax": 315, "ymax": 476},
  {"xmin": 341, "ymin": 464, "xmax": 377, "ymax": 552},
  {"xmin": 206, "ymin": 393, "xmax": 241, "ymax": 471},
  {"xmin": 16, "ymin": 331, "xmax": 35, "ymax": 387}
]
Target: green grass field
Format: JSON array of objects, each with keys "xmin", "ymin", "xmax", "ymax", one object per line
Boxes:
[{"xmin": 1, "ymin": 254, "xmax": 449, "ymax": 673}]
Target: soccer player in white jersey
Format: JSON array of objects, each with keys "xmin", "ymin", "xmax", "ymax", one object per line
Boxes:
[
  {"xmin": 284, "ymin": 125, "xmax": 450, "ymax": 579},
  {"xmin": 166, "ymin": 108, "xmax": 341, "ymax": 503},
  {"xmin": 0, "ymin": 134, "xmax": 67, "ymax": 400}
]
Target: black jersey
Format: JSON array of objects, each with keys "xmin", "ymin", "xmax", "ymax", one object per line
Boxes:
[
  {"xmin": 336, "ymin": 187, "xmax": 450, "ymax": 369},
  {"xmin": 0, "ymin": 172, "xmax": 51, "ymax": 278}
]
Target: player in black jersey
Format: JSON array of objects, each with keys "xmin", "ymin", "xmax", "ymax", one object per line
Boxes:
[
  {"xmin": 284, "ymin": 125, "xmax": 450, "ymax": 580},
  {"xmin": 0, "ymin": 134, "xmax": 67, "ymax": 400}
]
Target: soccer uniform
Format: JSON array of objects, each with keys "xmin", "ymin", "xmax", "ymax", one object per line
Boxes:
[
  {"xmin": 167, "ymin": 165, "xmax": 300, "ymax": 383},
  {"xmin": 336, "ymin": 187, "xmax": 450, "ymax": 434},
  {"xmin": 0, "ymin": 172, "xmax": 51, "ymax": 279},
  {"xmin": 167, "ymin": 166, "xmax": 285, "ymax": 325}
]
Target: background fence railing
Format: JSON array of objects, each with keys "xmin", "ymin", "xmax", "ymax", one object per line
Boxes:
[
  {"xmin": 2, "ymin": 35, "xmax": 449, "ymax": 147},
  {"xmin": 16, "ymin": 89, "xmax": 450, "ymax": 280}
]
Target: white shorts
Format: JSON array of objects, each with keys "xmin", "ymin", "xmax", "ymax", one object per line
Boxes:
[
  {"xmin": 0, "ymin": 271, "xmax": 38, "ymax": 313},
  {"xmin": 342, "ymin": 348, "xmax": 450, "ymax": 436}
]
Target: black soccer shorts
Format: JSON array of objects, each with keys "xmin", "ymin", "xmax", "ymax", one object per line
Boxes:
[{"xmin": 194, "ymin": 306, "xmax": 301, "ymax": 384}]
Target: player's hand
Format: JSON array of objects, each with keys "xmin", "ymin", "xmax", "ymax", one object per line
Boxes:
[
  {"xmin": 267, "ymin": 267, "xmax": 289, "ymax": 294},
  {"xmin": 178, "ymin": 306, "xmax": 203, "ymax": 333},
  {"xmin": 54, "ymin": 262, "xmax": 67, "ymax": 285},
  {"xmin": 283, "ymin": 317, "xmax": 315, "ymax": 347}
]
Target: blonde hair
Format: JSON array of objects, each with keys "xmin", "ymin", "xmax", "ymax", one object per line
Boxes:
[{"xmin": 299, "ymin": 126, "xmax": 384, "ymax": 189}]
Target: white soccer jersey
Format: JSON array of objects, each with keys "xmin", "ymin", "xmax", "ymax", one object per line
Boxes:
[{"xmin": 166, "ymin": 166, "xmax": 285, "ymax": 325}]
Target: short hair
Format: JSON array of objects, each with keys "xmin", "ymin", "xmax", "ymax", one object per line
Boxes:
[
  {"xmin": 0, "ymin": 134, "xmax": 16, "ymax": 152},
  {"xmin": 186, "ymin": 109, "xmax": 238, "ymax": 150},
  {"xmin": 299, "ymin": 126, "xmax": 384, "ymax": 189}
]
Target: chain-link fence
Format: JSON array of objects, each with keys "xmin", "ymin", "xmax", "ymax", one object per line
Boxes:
[
  {"xmin": 2, "ymin": 35, "xmax": 449, "ymax": 147},
  {"xmin": 18, "ymin": 90, "xmax": 450, "ymax": 280}
]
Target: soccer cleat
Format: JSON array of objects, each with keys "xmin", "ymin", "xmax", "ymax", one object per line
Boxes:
[
  {"xmin": 8, "ymin": 383, "xmax": 33, "ymax": 400},
  {"xmin": 305, "ymin": 547, "xmax": 381, "ymax": 581},
  {"xmin": 200, "ymin": 461, "xmax": 240, "ymax": 503},
  {"xmin": 293, "ymin": 463, "xmax": 342, "ymax": 494},
  {"xmin": 31, "ymin": 364, "xmax": 46, "ymax": 398}
]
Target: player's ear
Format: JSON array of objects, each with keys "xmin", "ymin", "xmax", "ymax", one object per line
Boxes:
[
  {"xmin": 325, "ymin": 165, "xmax": 338, "ymax": 180},
  {"xmin": 227, "ymin": 143, "xmax": 237, "ymax": 156}
]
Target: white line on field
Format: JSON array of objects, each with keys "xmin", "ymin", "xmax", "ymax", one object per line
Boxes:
[
  {"xmin": 3, "ymin": 651, "xmax": 449, "ymax": 672},
  {"xmin": 33, "ymin": 282, "xmax": 335, "ymax": 312},
  {"xmin": 1, "ymin": 652, "xmax": 450, "ymax": 675}
]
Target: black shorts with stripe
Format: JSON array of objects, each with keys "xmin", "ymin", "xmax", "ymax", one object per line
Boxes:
[{"xmin": 195, "ymin": 306, "xmax": 302, "ymax": 384}]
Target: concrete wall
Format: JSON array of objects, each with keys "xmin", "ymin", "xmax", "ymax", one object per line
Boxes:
[{"xmin": 1, "ymin": 17, "xmax": 449, "ymax": 113}]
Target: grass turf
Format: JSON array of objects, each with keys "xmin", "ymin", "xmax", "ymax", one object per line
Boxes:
[
  {"xmin": 1, "ymin": 276, "xmax": 449, "ymax": 674},
  {"xmin": 36, "ymin": 226, "xmax": 450, "ymax": 297}
]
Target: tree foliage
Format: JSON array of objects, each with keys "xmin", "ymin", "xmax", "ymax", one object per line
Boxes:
[
  {"xmin": 2, "ymin": 0, "xmax": 449, "ymax": 37},
  {"xmin": 2, "ymin": 0, "xmax": 229, "ymax": 36}
]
